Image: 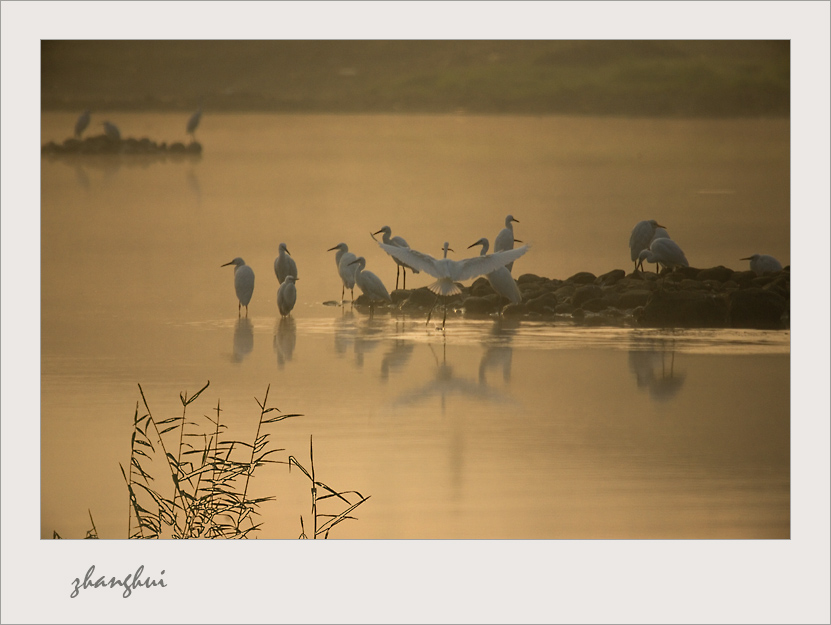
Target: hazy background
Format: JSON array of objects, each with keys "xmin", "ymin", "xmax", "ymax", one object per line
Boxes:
[{"xmin": 42, "ymin": 40, "xmax": 789, "ymax": 117}]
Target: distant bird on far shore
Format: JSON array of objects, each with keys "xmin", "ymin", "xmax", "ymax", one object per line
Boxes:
[
  {"xmin": 102, "ymin": 121, "xmax": 121, "ymax": 141},
  {"xmin": 274, "ymin": 242, "xmax": 298, "ymax": 284},
  {"xmin": 637, "ymin": 237, "xmax": 689, "ymax": 272},
  {"xmin": 222, "ymin": 257, "xmax": 255, "ymax": 317},
  {"xmin": 187, "ymin": 104, "xmax": 202, "ymax": 140},
  {"xmin": 277, "ymin": 275, "xmax": 298, "ymax": 317},
  {"xmin": 741, "ymin": 254, "xmax": 782, "ymax": 276},
  {"xmin": 74, "ymin": 110, "xmax": 91, "ymax": 138},
  {"xmin": 630, "ymin": 219, "xmax": 666, "ymax": 271}
]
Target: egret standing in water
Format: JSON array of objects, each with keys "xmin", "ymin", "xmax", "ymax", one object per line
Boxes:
[
  {"xmin": 274, "ymin": 242, "xmax": 298, "ymax": 284},
  {"xmin": 349, "ymin": 256, "xmax": 392, "ymax": 316},
  {"xmin": 327, "ymin": 242, "xmax": 358, "ymax": 302},
  {"xmin": 221, "ymin": 257, "xmax": 255, "ymax": 317},
  {"xmin": 187, "ymin": 103, "xmax": 202, "ymax": 141},
  {"xmin": 74, "ymin": 110, "xmax": 91, "ymax": 138},
  {"xmin": 102, "ymin": 121, "xmax": 121, "ymax": 141},
  {"xmin": 637, "ymin": 237, "xmax": 689, "ymax": 272},
  {"xmin": 741, "ymin": 253, "xmax": 783, "ymax": 275},
  {"xmin": 494, "ymin": 214, "xmax": 520, "ymax": 272},
  {"xmin": 372, "ymin": 225, "xmax": 419, "ymax": 290},
  {"xmin": 277, "ymin": 275, "xmax": 298, "ymax": 317},
  {"xmin": 378, "ymin": 240, "xmax": 529, "ymax": 328},
  {"xmin": 468, "ymin": 237, "xmax": 522, "ymax": 310},
  {"xmin": 629, "ymin": 219, "xmax": 666, "ymax": 271}
]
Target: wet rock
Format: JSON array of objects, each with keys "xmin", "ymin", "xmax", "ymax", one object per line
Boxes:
[
  {"xmin": 502, "ymin": 303, "xmax": 526, "ymax": 317},
  {"xmin": 526, "ymin": 292, "xmax": 560, "ymax": 314},
  {"xmin": 554, "ymin": 284, "xmax": 575, "ymax": 298},
  {"xmin": 554, "ymin": 303, "xmax": 575, "ymax": 314},
  {"xmin": 572, "ymin": 284, "xmax": 604, "ymax": 307},
  {"xmin": 730, "ymin": 270, "xmax": 757, "ymax": 288},
  {"xmin": 727, "ymin": 288, "xmax": 789, "ymax": 329},
  {"xmin": 679, "ymin": 279, "xmax": 704, "ymax": 290},
  {"xmin": 390, "ymin": 289, "xmax": 411, "ymax": 304},
  {"xmin": 638, "ymin": 290, "xmax": 729, "ymax": 328},
  {"xmin": 566, "ymin": 271, "xmax": 597, "ymax": 285},
  {"xmin": 469, "ymin": 278, "xmax": 494, "ymax": 297},
  {"xmin": 696, "ymin": 266, "xmax": 733, "ymax": 282},
  {"xmin": 517, "ymin": 273, "xmax": 543, "ymax": 285}
]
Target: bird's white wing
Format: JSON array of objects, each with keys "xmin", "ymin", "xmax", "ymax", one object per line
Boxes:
[
  {"xmin": 455, "ymin": 245, "xmax": 530, "ymax": 281},
  {"xmin": 378, "ymin": 243, "xmax": 443, "ymax": 278}
]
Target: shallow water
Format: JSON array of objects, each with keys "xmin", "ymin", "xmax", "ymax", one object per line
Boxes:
[{"xmin": 40, "ymin": 113, "xmax": 790, "ymax": 539}]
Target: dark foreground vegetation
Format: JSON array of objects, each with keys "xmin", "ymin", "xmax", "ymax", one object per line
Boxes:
[
  {"xmin": 54, "ymin": 382, "xmax": 369, "ymax": 539},
  {"xmin": 42, "ymin": 40, "xmax": 789, "ymax": 117},
  {"xmin": 355, "ymin": 265, "xmax": 791, "ymax": 330}
]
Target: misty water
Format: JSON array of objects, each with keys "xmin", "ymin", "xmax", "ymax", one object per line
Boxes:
[{"xmin": 40, "ymin": 112, "xmax": 790, "ymax": 539}]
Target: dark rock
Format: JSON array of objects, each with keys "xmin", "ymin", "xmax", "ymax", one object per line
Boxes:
[
  {"xmin": 616, "ymin": 289, "xmax": 652, "ymax": 309},
  {"xmin": 502, "ymin": 303, "xmax": 526, "ymax": 316},
  {"xmin": 554, "ymin": 303, "xmax": 574, "ymax": 314},
  {"xmin": 463, "ymin": 296, "xmax": 497, "ymax": 314},
  {"xmin": 566, "ymin": 271, "xmax": 597, "ymax": 284},
  {"xmin": 730, "ymin": 270, "xmax": 757, "ymax": 287},
  {"xmin": 390, "ymin": 289, "xmax": 411, "ymax": 304},
  {"xmin": 401, "ymin": 287, "xmax": 438, "ymax": 310},
  {"xmin": 554, "ymin": 285, "xmax": 575, "ymax": 298},
  {"xmin": 581, "ymin": 298, "xmax": 609, "ymax": 312},
  {"xmin": 727, "ymin": 288, "xmax": 788, "ymax": 329},
  {"xmin": 679, "ymin": 279, "xmax": 704, "ymax": 290},
  {"xmin": 596, "ymin": 269, "xmax": 626, "ymax": 287},
  {"xmin": 638, "ymin": 290, "xmax": 729, "ymax": 327},
  {"xmin": 572, "ymin": 285, "xmax": 604, "ymax": 307},
  {"xmin": 696, "ymin": 266, "xmax": 733, "ymax": 282},
  {"xmin": 526, "ymin": 292, "xmax": 560, "ymax": 314},
  {"xmin": 672, "ymin": 266, "xmax": 703, "ymax": 280},
  {"xmin": 517, "ymin": 273, "xmax": 543, "ymax": 285}
]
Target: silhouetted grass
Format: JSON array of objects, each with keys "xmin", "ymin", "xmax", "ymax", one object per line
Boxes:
[{"xmin": 55, "ymin": 381, "xmax": 369, "ymax": 539}]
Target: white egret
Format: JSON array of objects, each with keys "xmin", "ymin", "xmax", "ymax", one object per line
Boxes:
[
  {"xmin": 349, "ymin": 256, "xmax": 392, "ymax": 315},
  {"xmin": 75, "ymin": 110, "xmax": 91, "ymax": 139},
  {"xmin": 380, "ymin": 240, "xmax": 529, "ymax": 328},
  {"xmin": 494, "ymin": 214, "xmax": 520, "ymax": 272},
  {"xmin": 102, "ymin": 121, "xmax": 121, "ymax": 141},
  {"xmin": 327, "ymin": 242, "xmax": 358, "ymax": 302},
  {"xmin": 187, "ymin": 104, "xmax": 202, "ymax": 140},
  {"xmin": 274, "ymin": 242, "xmax": 298, "ymax": 284},
  {"xmin": 467, "ymin": 237, "xmax": 522, "ymax": 308},
  {"xmin": 629, "ymin": 219, "xmax": 666, "ymax": 271},
  {"xmin": 741, "ymin": 254, "xmax": 782, "ymax": 275},
  {"xmin": 637, "ymin": 237, "xmax": 689, "ymax": 272},
  {"xmin": 643, "ymin": 227, "xmax": 671, "ymax": 273},
  {"xmin": 277, "ymin": 275, "xmax": 298, "ymax": 317},
  {"xmin": 372, "ymin": 225, "xmax": 420, "ymax": 290},
  {"xmin": 221, "ymin": 257, "xmax": 255, "ymax": 317}
]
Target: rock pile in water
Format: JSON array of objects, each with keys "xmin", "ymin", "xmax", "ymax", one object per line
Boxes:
[
  {"xmin": 41, "ymin": 135, "xmax": 202, "ymax": 157},
  {"xmin": 354, "ymin": 265, "xmax": 790, "ymax": 330}
]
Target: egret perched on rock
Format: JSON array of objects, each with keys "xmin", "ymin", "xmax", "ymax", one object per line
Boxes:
[
  {"xmin": 327, "ymin": 242, "xmax": 358, "ymax": 302},
  {"xmin": 372, "ymin": 225, "xmax": 419, "ymax": 290},
  {"xmin": 74, "ymin": 110, "xmax": 91, "ymax": 138},
  {"xmin": 494, "ymin": 214, "xmax": 520, "ymax": 272},
  {"xmin": 642, "ymin": 227, "xmax": 672, "ymax": 272},
  {"xmin": 378, "ymin": 240, "xmax": 529, "ymax": 328},
  {"xmin": 349, "ymin": 256, "xmax": 392, "ymax": 315},
  {"xmin": 629, "ymin": 219, "xmax": 666, "ymax": 271},
  {"xmin": 221, "ymin": 257, "xmax": 255, "ymax": 317},
  {"xmin": 187, "ymin": 103, "xmax": 203, "ymax": 140},
  {"xmin": 102, "ymin": 121, "xmax": 121, "ymax": 141},
  {"xmin": 277, "ymin": 275, "xmax": 298, "ymax": 317},
  {"xmin": 741, "ymin": 254, "xmax": 782, "ymax": 275},
  {"xmin": 468, "ymin": 237, "xmax": 522, "ymax": 308},
  {"xmin": 274, "ymin": 243, "xmax": 298, "ymax": 284},
  {"xmin": 637, "ymin": 237, "xmax": 689, "ymax": 272}
]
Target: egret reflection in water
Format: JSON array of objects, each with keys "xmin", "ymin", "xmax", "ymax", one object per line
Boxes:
[
  {"xmin": 231, "ymin": 317, "xmax": 254, "ymax": 363},
  {"xmin": 628, "ymin": 337, "xmax": 686, "ymax": 402},
  {"xmin": 380, "ymin": 338, "xmax": 415, "ymax": 382},
  {"xmin": 273, "ymin": 316, "xmax": 297, "ymax": 368},
  {"xmin": 394, "ymin": 342, "xmax": 515, "ymax": 414}
]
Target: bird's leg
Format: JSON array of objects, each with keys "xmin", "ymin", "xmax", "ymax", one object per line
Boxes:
[
  {"xmin": 341, "ymin": 284, "xmax": 345, "ymax": 303},
  {"xmin": 402, "ymin": 268, "xmax": 406, "ymax": 290},
  {"xmin": 426, "ymin": 293, "xmax": 440, "ymax": 325},
  {"xmin": 395, "ymin": 265, "xmax": 400, "ymax": 291},
  {"xmin": 442, "ymin": 297, "xmax": 448, "ymax": 329},
  {"xmin": 238, "ymin": 303, "xmax": 242, "ymax": 318}
]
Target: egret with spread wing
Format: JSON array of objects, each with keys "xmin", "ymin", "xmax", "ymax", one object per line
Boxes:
[{"xmin": 372, "ymin": 225, "xmax": 420, "ymax": 290}]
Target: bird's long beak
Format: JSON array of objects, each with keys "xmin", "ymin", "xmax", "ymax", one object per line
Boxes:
[
  {"xmin": 740, "ymin": 256, "xmax": 751, "ymax": 261},
  {"xmin": 467, "ymin": 241, "xmax": 479, "ymax": 249},
  {"xmin": 656, "ymin": 223, "xmax": 667, "ymax": 229},
  {"xmin": 327, "ymin": 245, "xmax": 339, "ymax": 252},
  {"xmin": 514, "ymin": 238, "xmax": 523, "ymax": 243},
  {"xmin": 285, "ymin": 247, "xmax": 291, "ymax": 256},
  {"xmin": 221, "ymin": 261, "xmax": 233, "ymax": 267}
]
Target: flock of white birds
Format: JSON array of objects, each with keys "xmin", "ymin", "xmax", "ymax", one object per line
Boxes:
[{"xmin": 222, "ymin": 215, "xmax": 783, "ymax": 326}]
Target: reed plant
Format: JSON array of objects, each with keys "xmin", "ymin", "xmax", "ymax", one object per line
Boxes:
[{"xmin": 55, "ymin": 381, "xmax": 369, "ymax": 539}]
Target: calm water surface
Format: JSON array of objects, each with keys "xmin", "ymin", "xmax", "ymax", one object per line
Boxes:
[{"xmin": 40, "ymin": 113, "xmax": 790, "ymax": 539}]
